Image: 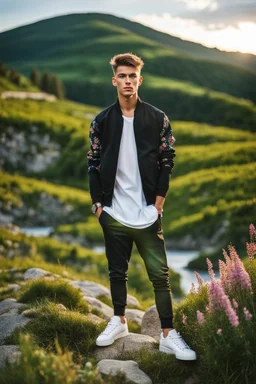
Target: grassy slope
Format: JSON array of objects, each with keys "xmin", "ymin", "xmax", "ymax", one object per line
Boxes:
[
  {"xmin": 0, "ymin": 13, "xmax": 256, "ymax": 130},
  {"xmin": 1, "ymin": 76, "xmax": 255, "ymax": 269}
]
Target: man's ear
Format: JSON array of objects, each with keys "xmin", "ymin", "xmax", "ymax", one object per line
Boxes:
[
  {"xmin": 139, "ymin": 76, "xmax": 143, "ymax": 86},
  {"xmin": 112, "ymin": 77, "xmax": 117, "ymax": 87}
]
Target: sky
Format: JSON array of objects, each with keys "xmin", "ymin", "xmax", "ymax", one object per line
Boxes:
[{"xmin": 0, "ymin": 0, "xmax": 255, "ymax": 55}]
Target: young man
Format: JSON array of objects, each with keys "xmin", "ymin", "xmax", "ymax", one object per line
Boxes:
[{"xmin": 87, "ymin": 53, "xmax": 196, "ymax": 361}]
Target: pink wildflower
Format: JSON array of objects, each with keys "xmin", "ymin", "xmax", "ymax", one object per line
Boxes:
[
  {"xmin": 246, "ymin": 242, "xmax": 256, "ymax": 263},
  {"xmin": 196, "ymin": 310, "xmax": 205, "ymax": 325},
  {"xmin": 217, "ymin": 328, "xmax": 222, "ymax": 335},
  {"xmin": 207, "ymin": 279, "xmax": 239, "ymax": 327},
  {"xmin": 206, "ymin": 258, "xmax": 215, "ymax": 281},
  {"xmin": 243, "ymin": 307, "xmax": 252, "ymax": 321},
  {"xmin": 194, "ymin": 271, "xmax": 204, "ymax": 292},
  {"xmin": 182, "ymin": 313, "xmax": 187, "ymax": 325},
  {"xmin": 232, "ymin": 299, "xmax": 239, "ymax": 309},
  {"xmin": 189, "ymin": 282, "xmax": 196, "ymax": 294},
  {"xmin": 249, "ymin": 224, "xmax": 256, "ymax": 241}
]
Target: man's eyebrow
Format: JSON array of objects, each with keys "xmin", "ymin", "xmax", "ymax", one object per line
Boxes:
[{"xmin": 117, "ymin": 72, "xmax": 137, "ymax": 76}]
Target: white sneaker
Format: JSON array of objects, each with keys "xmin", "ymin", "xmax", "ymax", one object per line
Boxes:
[
  {"xmin": 96, "ymin": 315, "xmax": 129, "ymax": 347},
  {"xmin": 159, "ymin": 329, "xmax": 197, "ymax": 361}
]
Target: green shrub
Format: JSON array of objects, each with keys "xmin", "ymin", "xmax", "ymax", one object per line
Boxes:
[
  {"xmin": 19, "ymin": 278, "xmax": 89, "ymax": 314},
  {"xmin": 0, "ymin": 333, "xmax": 129, "ymax": 384}
]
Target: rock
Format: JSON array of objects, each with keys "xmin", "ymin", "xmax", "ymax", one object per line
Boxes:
[
  {"xmin": 125, "ymin": 309, "xmax": 145, "ymax": 325},
  {"xmin": 0, "ymin": 345, "xmax": 21, "ymax": 369},
  {"xmin": 86, "ymin": 313, "xmax": 105, "ymax": 324},
  {"xmin": 23, "ymin": 268, "xmax": 60, "ymax": 281},
  {"xmin": 69, "ymin": 280, "xmax": 110, "ymax": 298},
  {"xmin": 84, "ymin": 296, "xmax": 113, "ymax": 320},
  {"xmin": 93, "ymin": 333, "xmax": 157, "ymax": 361},
  {"xmin": 0, "ymin": 298, "xmax": 25, "ymax": 315},
  {"xmin": 7, "ymin": 284, "xmax": 21, "ymax": 292},
  {"xmin": 127, "ymin": 294, "xmax": 141, "ymax": 307},
  {"xmin": 184, "ymin": 374, "xmax": 201, "ymax": 384},
  {"xmin": 141, "ymin": 305, "xmax": 161, "ymax": 342},
  {"xmin": 68, "ymin": 280, "xmax": 140, "ymax": 307},
  {"xmin": 97, "ymin": 359, "xmax": 152, "ymax": 384},
  {"xmin": 55, "ymin": 303, "xmax": 67, "ymax": 311},
  {"xmin": 0, "ymin": 299, "xmax": 31, "ymax": 345},
  {"xmin": 22, "ymin": 309, "xmax": 38, "ymax": 318}
]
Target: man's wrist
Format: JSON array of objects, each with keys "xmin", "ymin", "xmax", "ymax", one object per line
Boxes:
[{"xmin": 91, "ymin": 202, "xmax": 102, "ymax": 214}]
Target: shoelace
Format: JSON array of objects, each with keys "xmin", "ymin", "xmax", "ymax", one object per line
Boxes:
[
  {"xmin": 168, "ymin": 332, "xmax": 191, "ymax": 350},
  {"xmin": 100, "ymin": 321, "xmax": 119, "ymax": 336}
]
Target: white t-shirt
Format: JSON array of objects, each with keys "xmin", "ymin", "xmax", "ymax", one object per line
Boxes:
[{"xmin": 103, "ymin": 115, "xmax": 159, "ymax": 228}]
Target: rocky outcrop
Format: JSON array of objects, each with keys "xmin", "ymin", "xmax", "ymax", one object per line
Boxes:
[
  {"xmin": 93, "ymin": 333, "xmax": 157, "ymax": 361},
  {"xmin": 0, "ymin": 125, "xmax": 60, "ymax": 173},
  {"xmin": 97, "ymin": 359, "xmax": 152, "ymax": 384}
]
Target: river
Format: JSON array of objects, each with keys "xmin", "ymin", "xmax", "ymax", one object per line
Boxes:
[{"xmin": 20, "ymin": 226, "xmax": 218, "ymax": 294}]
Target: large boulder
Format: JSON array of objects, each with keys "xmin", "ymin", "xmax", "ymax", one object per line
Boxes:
[
  {"xmin": 141, "ymin": 305, "xmax": 161, "ymax": 342},
  {"xmin": 97, "ymin": 359, "xmax": 152, "ymax": 384},
  {"xmin": 125, "ymin": 309, "xmax": 145, "ymax": 326},
  {"xmin": 93, "ymin": 332, "xmax": 157, "ymax": 361}
]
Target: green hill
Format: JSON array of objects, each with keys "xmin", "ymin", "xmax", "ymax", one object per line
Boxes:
[{"xmin": 1, "ymin": 13, "xmax": 256, "ymax": 130}]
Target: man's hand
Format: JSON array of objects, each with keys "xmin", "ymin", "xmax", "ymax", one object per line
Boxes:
[
  {"xmin": 95, "ymin": 206, "xmax": 103, "ymax": 219},
  {"xmin": 154, "ymin": 196, "xmax": 165, "ymax": 214}
]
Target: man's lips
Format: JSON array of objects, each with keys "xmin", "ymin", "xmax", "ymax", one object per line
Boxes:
[{"xmin": 124, "ymin": 87, "xmax": 133, "ymax": 90}]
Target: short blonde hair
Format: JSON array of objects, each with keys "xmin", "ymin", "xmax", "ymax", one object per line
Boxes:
[{"xmin": 109, "ymin": 52, "xmax": 144, "ymax": 74}]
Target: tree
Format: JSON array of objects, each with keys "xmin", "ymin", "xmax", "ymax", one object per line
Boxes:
[
  {"xmin": 9, "ymin": 68, "xmax": 21, "ymax": 85},
  {"xmin": 0, "ymin": 60, "xmax": 8, "ymax": 77},
  {"xmin": 40, "ymin": 70, "xmax": 51, "ymax": 92},
  {"xmin": 30, "ymin": 67, "xmax": 41, "ymax": 87}
]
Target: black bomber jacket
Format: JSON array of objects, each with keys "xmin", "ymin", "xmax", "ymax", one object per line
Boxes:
[{"xmin": 87, "ymin": 96, "xmax": 176, "ymax": 206}]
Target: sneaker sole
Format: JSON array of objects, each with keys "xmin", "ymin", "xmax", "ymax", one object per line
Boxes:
[
  {"xmin": 96, "ymin": 329, "xmax": 129, "ymax": 347},
  {"xmin": 159, "ymin": 345, "xmax": 197, "ymax": 361}
]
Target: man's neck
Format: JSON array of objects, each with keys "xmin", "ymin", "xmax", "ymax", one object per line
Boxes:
[{"xmin": 118, "ymin": 93, "xmax": 138, "ymax": 116}]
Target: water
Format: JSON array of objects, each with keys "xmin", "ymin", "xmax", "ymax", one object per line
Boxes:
[
  {"xmin": 19, "ymin": 227, "xmax": 53, "ymax": 237},
  {"xmin": 166, "ymin": 249, "xmax": 218, "ymax": 294}
]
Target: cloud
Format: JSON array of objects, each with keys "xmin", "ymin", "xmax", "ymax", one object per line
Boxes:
[
  {"xmin": 177, "ymin": 1, "xmax": 256, "ymax": 28},
  {"xmin": 132, "ymin": 13, "xmax": 256, "ymax": 54}
]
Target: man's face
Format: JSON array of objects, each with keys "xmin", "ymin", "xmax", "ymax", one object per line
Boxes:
[{"xmin": 112, "ymin": 66, "xmax": 143, "ymax": 98}]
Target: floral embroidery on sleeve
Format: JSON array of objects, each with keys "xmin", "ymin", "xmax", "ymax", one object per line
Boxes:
[
  {"xmin": 158, "ymin": 113, "xmax": 176, "ymax": 171},
  {"xmin": 87, "ymin": 119, "xmax": 101, "ymax": 172}
]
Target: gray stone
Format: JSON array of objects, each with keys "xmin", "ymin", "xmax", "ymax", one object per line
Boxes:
[
  {"xmin": 69, "ymin": 280, "xmax": 110, "ymax": 298},
  {"xmin": 97, "ymin": 359, "xmax": 152, "ymax": 384},
  {"xmin": 7, "ymin": 284, "xmax": 21, "ymax": 292},
  {"xmin": 0, "ymin": 308, "xmax": 31, "ymax": 345},
  {"xmin": 23, "ymin": 268, "xmax": 59, "ymax": 280},
  {"xmin": 84, "ymin": 296, "xmax": 113, "ymax": 320},
  {"xmin": 141, "ymin": 305, "xmax": 161, "ymax": 342},
  {"xmin": 93, "ymin": 332, "xmax": 157, "ymax": 361},
  {"xmin": 86, "ymin": 313, "xmax": 105, "ymax": 324},
  {"xmin": 0, "ymin": 345, "xmax": 21, "ymax": 369},
  {"xmin": 125, "ymin": 309, "xmax": 145, "ymax": 325},
  {"xmin": 127, "ymin": 294, "xmax": 141, "ymax": 307},
  {"xmin": 0, "ymin": 298, "xmax": 25, "ymax": 315}
]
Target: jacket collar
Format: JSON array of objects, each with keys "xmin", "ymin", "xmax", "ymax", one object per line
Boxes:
[{"xmin": 114, "ymin": 96, "xmax": 143, "ymax": 116}]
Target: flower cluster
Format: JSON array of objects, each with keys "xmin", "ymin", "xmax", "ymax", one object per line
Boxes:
[{"xmin": 192, "ymin": 224, "xmax": 254, "ymax": 330}]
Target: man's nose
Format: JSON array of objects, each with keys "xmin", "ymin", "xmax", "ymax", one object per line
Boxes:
[{"xmin": 125, "ymin": 76, "xmax": 131, "ymax": 83}]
